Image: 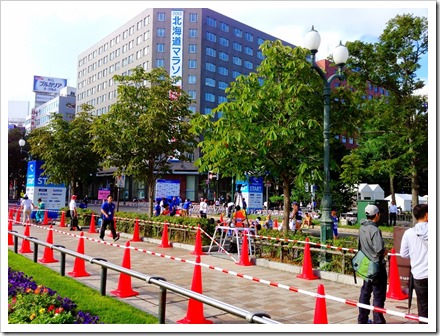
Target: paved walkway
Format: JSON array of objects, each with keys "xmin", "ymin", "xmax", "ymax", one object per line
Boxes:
[{"xmin": 8, "ymin": 221, "xmax": 421, "ymax": 330}]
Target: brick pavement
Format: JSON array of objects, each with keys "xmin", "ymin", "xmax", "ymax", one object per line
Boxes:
[{"xmin": 7, "ymin": 222, "xmax": 423, "ymax": 330}]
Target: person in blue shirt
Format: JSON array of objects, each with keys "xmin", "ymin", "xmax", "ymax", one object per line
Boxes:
[
  {"xmin": 331, "ymin": 209, "xmax": 339, "ymax": 239},
  {"xmin": 35, "ymin": 198, "xmax": 45, "ymax": 223},
  {"xmin": 100, "ymin": 195, "xmax": 119, "ymax": 242},
  {"xmin": 154, "ymin": 200, "xmax": 161, "ymax": 216},
  {"xmin": 181, "ymin": 199, "xmax": 191, "ymax": 217}
]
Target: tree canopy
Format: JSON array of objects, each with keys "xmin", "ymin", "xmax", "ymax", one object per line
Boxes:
[{"xmin": 89, "ymin": 66, "xmax": 197, "ymax": 215}]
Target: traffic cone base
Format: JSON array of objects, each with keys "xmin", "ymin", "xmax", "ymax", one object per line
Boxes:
[
  {"xmin": 236, "ymin": 232, "xmax": 253, "ymax": 266},
  {"xmin": 88, "ymin": 214, "xmax": 97, "ymax": 233},
  {"xmin": 386, "ymin": 248, "xmax": 409, "ymax": 300},
  {"xmin": 130, "ymin": 218, "xmax": 142, "ymax": 242},
  {"xmin": 313, "ymin": 284, "xmax": 328, "ymax": 324},
  {"xmin": 59, "ymin": 211, "xmax": 66, "ymax": 227},
  {"xmin": 159, "ymin": 223, "xmax": 172, "ymax": 248},
  {"xmin": 297, "ymin": 237, "xmax": 319, "ymax": 280},
  {"xmin": 68, "ymin": 232, "xmax": 90, "ymax": 277},
  {"xmin": 191, "ymin": 225, "xmax": 205, "ymax": 255},
  {"xmin": 43, "ymin": 210, "xmax": 49, "ymax": 225},
  {"xmin": 19, "ymin": 223, "xmax": 33, "ymax": 253},
  {"xmin": 39, "ymin": 225, "xmax": 58, "ymax": 263},
  {"xmin": 111, "ymin": 241, "xmax": 139, "ymax": 298},
  {"xmin": 8, "ymin": 219, "xmax": 14, "ymax": 245},
  {"xmin": 177, "ymin": 255, "xmax": 213, "ymax": 324}
]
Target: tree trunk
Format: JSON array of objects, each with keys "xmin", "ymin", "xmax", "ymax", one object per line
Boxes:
[
  {"xmin": 411, "ymin": 167, "xmax": 419, "ymax": 226},
  {"xmin": 282, "ymin": 176, "xmax": 290, "ymax": 233},
  {"xmin": 389, "ymin": 174, "xmax": 396, "ymax": 204}
]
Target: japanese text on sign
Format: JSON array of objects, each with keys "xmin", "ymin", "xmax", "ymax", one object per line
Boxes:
[{"xmin": 170, "ymin": 10, "xmax": 183, "ymax": 87}]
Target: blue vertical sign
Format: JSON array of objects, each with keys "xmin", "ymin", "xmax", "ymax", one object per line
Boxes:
[
  {"xmin": 236, "ymin": 177, "xmax": 263, "ymax": 211},
  {"xmin": 170, "ymin": 10, "xmax": 183, "ymax": 87},
  {"xmin": 25, "ymin": 160, "xmax": 66, "ymax": 210}
]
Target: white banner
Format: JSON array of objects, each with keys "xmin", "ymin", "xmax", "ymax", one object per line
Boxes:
[{"xmin": 170, "ymin": 10, "xmax": 183, "ymax": 87}]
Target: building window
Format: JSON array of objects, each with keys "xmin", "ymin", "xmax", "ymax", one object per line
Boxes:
[
  {"xmin": 234, "ymin": 28, "xmax": 242, "ymax": 37},
  {"xmin": 204, "ymin": 108, "xmax": 212, "ymax": 115},
  {"xmin": 188, "ymin": 59, "xmax": 197, "ymax": 68},
  {"xmin": 218, "ymin": 96, "xmax": 227, "ymax": 103},
  {"xmin": 244, "ymin": 61, "xmax": 253, "ymax": 69},
  {"xmin": 219, "ymin": 37, "xmax": 229, "ymax": 47},
  {"xmin": 205, "ymin": 93, "xmax": 216, "ymax": 102},
  {"xmin": 144, "ymin": 15, "xmax": 150, "ymax": 26},
  {"xmin": 220, "ymin": 22, "xmax": 229, "ymax": 32},
  {"xmin": 245, "ymin": 32, "xmax": 253, "ymax": 42},
  {"xmin": 218, "ymin": 67, "xmax": 228, "ymax": 76},
  {"xmin": 188, "ymin": 90, "xmax": 196, "ymax": 99},
  {"xmin": 244, "ymin": 46, "xmax": 253, "ymax": 56},
  {"xmin": 157, "ymin": 43, "xmax": 165, "ymax": 52},
  {"xmin": 156, "ymin": 59, "xmax": 165, "ymax": 67},
  {"xmin": 341, "ymin": 135, "xmax": 347, "ymax": 143},
  {"xmin": 137, "ymin": 20, "xmax": 143, "ymax": 30},
  {"xmin": 158, "ymin": 12, "xmax": 165, "ymax": 21},
  {"xmin": 206, "ymin": 32, "xmax": 216, "ymax": 42},
  {"xmin": 143, "ymin": 46, "xmax": 150, "ymax": 55},
  {"xmin": 219, "ymin": 52, "xmax": 228, "ymax": 61},
  {"xmin": 143, "ymin": 61, "xmax": 150, "ymax": 70},
  {"xmin": 189, "ymin": 44, "xmax": 197, "ymax": 53},
  {"xmin": 188, "ymin": 106, "xmax": 196, "ymax": 113},
  {"xmin": 189, "ymin": 28, "xmax": 198, "ymax": 38},
  {"xmin": 232, "ymin": 70, "xmax": 241, "ymax": 79},
  {"xmin": 205, "ymin": 77, "xmax": 215, "ymax": 87},
  {"xmin": 129, "ymin": 26, "xmax": 134, "ymax": 35},
  {"xmin": 144, "ymin": 30, "xmax": 150, "ymax": 40},
  {"xmin": 218, "ymin": 81, "xmax": 228, "ymax": 90},
  {"xmin": 206, "ymin": 63, "xmax": 216, "ymax": 72},
  {"xmin": 188, "ymin": 75, "xmax": 196, "ymax": 84},
  {"xmin": 157, "ymin": 28, "xmax": 165, "ymax": 37},
  {"xmin": 207, "ymin": 16, "xmax": 217, "ymax": 27},
  {"xmin": 257, "ymin": 37, "xmax": 265, "ymax": 45},
  {"xmin": 232, "ymin": 57, "xmax": 242, "ymax": 66},
  {"xmin": 206, "ymin": 47, "xmax": 216, "ymax": 57},
  {"xmin": 189, "ymin": 13, "xmax": 198, "ymax": 22},
  {"xmin": 349, "ymin": 137, "xmax": 354, "ymax": 144},
  {"xmin": 233, "ymin": 42, "xmax": 242, "ymax": 52}
]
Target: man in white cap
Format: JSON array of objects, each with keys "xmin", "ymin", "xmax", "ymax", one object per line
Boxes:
[
  {"xmin": 357, "ymin": 204, "xmax": 388, "ymax": 324},
  {"xmin": 69, "ymin": 195, "xmax": 82, "ymax": 231}
]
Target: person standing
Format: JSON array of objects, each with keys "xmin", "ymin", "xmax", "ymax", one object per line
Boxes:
[
  {"xmin": 400, "ymin": 204, "xmax": 428, "ymax": 323},
  {"xmin": 154, "ymin": 200, "xmax": 161, "ymax": 216},
  {"xmin": 20, "ymin": 194, "xmax": 35, "ymax": 225},
  {"xmin": 289, "ymin": 202, "xmax": 303, "ymax": 233},
  {"xmin": 330, "ymin": 209, "xmax": 339, "ymax": 239},
  {"xmin": 83, "ymin": 195, "xmax": 89, "ymax": 208},
  {"xmin": 100, "ymin": 195, "xmax": 119, "ymax": 241},
  {"xmin": 69, "ymin": 195, "xmax": 82, "ymax": 231},
  {"xmin": 199, "ymin": 198, "xmax": 208, "ymax": 218},
  {"xmin": 388, "ymin": 200, "xmax": 398, "ymax": 226},
  {"xmin": 35, "ymin": 198, "xmax": 45, "ymax": 224},
  {"xmin": 357, "ymin": 204, "xmax": 388, "ymax": 324}
]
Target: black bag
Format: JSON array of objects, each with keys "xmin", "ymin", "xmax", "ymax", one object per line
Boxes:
[{"xmin": 65, "ymin": 209, "xmax": 71, "ymax": 218}]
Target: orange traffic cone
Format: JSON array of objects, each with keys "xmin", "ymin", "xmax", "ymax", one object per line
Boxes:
[
  {"xmin": 110, "ymin": 241, "xmax": 139, "ymax": 298},
  {"xmin": 19, "ymin": 221, "xmax": 33, "ymax": 253},
  {"xmin": 177, "ymin": 255, "xmax": 213, "ymax": 324},
  {"xmin": 273, "ymin": 218, "xmax": 278, "ymax": 230},
  {"xmin": 8, "ymin": 208, "xmax": 13, "ymax": 220},
  {"xmin": 59, "ymin": 211, "xmax": 66, "ymax": 227},
  {"xmin": 8, "ymin": 217, "xmax": 14, "ymax": 245},
  {"xmin": 297, "ymin": 237, "xmax": 319, "ymax": 280},
  {"xmin": 88, "ymin": 214, "xmax": 97, "ymax": 233},
  {"xmin": 158, "ymin": 223, "xmax": 172, "ymax": 248},
  {"xmin": 15, "ymin": 209, "xmax": 21, "ymax": 225},
  {"xmin": 43, "ymin": 210, "xmax": 49, "ymax": 225},
  {"xmin": 130, "ymin": 218, "xmax": 142, "ymax": 242},
  {"xmin": 68, "ymin": 232, "xmax": 90, "ymax": 277},
  {"xmin": 39, "ymin": 225, "xmax": 59, "ymax": 263},
  {"xmin": 191, "ymin": 225, "xmax": 205, "ymax": 255},
  {"xmin": 236, "ymin": 231, "xmax": 253, "ymax": 266},
  {"xmin": 386, "ymin": 248, "xmax": 409, "ymax": 300},
  {"xmin": 313, "ymin": 284, "xmax": 328, "ymax": 324}
]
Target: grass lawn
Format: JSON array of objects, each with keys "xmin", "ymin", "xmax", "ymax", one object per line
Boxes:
[{"xmin": 8, "ymin": 250, "xmax": 158, "ymax": 324}]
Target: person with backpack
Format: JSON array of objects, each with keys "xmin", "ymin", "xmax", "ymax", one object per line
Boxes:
[{"xmin": 357, "ymin": 204, "xmax": 388, "ymax": 324}]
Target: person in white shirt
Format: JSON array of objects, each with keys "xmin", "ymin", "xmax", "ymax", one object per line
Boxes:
[
  {"xmin": 388, "ymin": 201, "xmax": 398, "ymax": 226},
  {"xmin": 400, "ymin": 204, "xmax": 428, "ymax": 323},
  {"xmin": 20, "ymin": 194, "xmax": 34, "ymax": 225},
  {"xmin": 69, "ymin": 195, "xmax": 82, "ymax": 231},
  {"xmin": 199, "ymin": 198, "xmax": 208, "ymax": 218}
]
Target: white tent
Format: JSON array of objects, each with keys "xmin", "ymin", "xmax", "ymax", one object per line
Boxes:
[
  {"xmin": 385, "ymin": 193, "xmax": 428, "ymax": 212},
  {"xmin": 357, "ymin": 183, "xmax": 384, "ymax": 200}
]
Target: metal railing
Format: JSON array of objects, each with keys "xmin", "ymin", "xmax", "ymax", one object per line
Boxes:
[{"xmin": 8, "ymin": 230, "xmax": 280, "ymax": 324}]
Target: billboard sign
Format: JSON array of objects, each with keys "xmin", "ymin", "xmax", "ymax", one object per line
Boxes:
[
  {"xmin": 33, "ymin": 75, "xmax": 67, "ymax": 94},
  {"xmin": 170, "ymin": 10, "xmax": 183, "ymax": 87},
  {"xmin": 155, "ymin": 179, "xmax": 180, "ymax": 200},
  {"xmin": 236, "ymin": 177, "xmax": 263, "ymax": 211},
  {"xmin": 25, "ymin": 160, "xmax": 66, "ymax": 210}
]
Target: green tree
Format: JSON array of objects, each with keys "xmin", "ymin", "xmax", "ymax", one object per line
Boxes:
[
  {"xmin": 191, "ymin": 40, "xmax": 356, "ymax": 231},
  {"xmin": 8, "ymin": 128, "xmax": 28, "ymax": 199},
  {"xmin": 342, "ymin": 14, "xmax": 428, "ymax": 215},
  {"xmin": 27, "ymin": 105, "xmax": 101, "ymax": 196},
  {"xmin": 89, "ymin": 67, "xmax": 197, "ymax": 216}
]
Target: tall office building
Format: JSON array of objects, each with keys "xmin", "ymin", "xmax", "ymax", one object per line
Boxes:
[{"xmin": 76, "ymin": 8, "xmax": 295, "ymax": 201}]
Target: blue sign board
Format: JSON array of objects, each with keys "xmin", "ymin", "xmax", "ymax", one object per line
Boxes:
[{"xmin": 236, "ymin": 177, "xmax": 263, "ymax": 210}]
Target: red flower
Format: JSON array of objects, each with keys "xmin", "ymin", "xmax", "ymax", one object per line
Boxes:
[{"xmin": 48, "ymin": 305, "xmax": 55, "ymax": 312}]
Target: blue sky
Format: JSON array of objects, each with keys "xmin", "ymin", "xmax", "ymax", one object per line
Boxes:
[{"xmin": 1, "ymin": 1, "xmax": 433, "ymax": 109}]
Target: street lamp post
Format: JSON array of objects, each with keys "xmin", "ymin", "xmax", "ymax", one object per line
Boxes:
[
  {"xmin": 304, "ymin": 26, "xmax": 349, "ymax": 265},
  {"xmin": 19, "ymin": 138, "xmax": 32, "ymax": 160}
]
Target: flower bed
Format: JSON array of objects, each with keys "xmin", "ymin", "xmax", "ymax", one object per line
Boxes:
[{"xmin": 8, "ymin": 267, "xmax": 101, "ymax": 324}]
